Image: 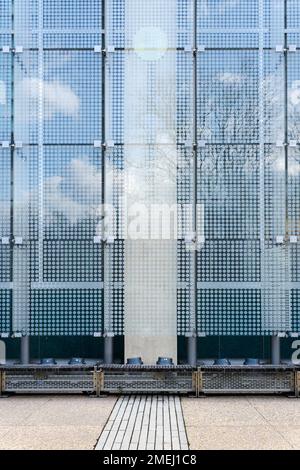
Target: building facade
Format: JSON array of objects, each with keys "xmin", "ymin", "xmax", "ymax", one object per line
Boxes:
[{"xmin": 0, "ymin": 0, "xmax": 300, "ymax": 363}]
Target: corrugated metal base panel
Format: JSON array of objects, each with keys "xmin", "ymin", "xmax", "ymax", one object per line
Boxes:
[
  {"xmin": 201, "ymin": 371, "xmax": 295, "ymax": 394},
  {"xmin": 3, "ymin": 372, "xmax": 95, "ymax": 394},
  {"xmin": 0, "ymin": 365, "xmax": 299, "ymax": 396},
  {"xmin": 102, "ymin": 372, "xmax": 194, "ymax": 394}
]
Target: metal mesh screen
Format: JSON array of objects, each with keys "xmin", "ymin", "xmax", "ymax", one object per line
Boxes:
[{"xmin": 0, "ymin": 0, "xmax": 299, "ymax": 342}]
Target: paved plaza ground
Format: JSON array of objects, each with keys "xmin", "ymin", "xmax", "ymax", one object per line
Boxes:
[{"xmin": 0, "ymin": 395, "xmax": 299, "ymax": 450}]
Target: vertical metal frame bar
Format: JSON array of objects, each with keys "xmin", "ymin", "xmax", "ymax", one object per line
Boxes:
[
  {"xmin": 103, "ymin": 0, "xmax": 114, "ymax": 360},
  {"xmin": 284, "ymin": 0, "xmax": 292, "ymax": 333},
  {"xmin": 101, "ymin": 0, "xmax": 106, "ymax": 337},
  {"xmin": 38, "ymin": 0, "xmax": 44, "ymax": 284},
  {"xmin": 192, "ymin": 0, "xmax": 198, "ymax": 335},
  {"xmin": 259, "ymin": 0, "xmax": 265, "ymax": 331},
  {"xmin": 186, "ymin": 0, "xmax": 198, "ymax": 365},
  {"xmin": 9, "ymin": 0, "xmax": 14, "ymax": 334},
  {"xmin": 11, "ymin": 1, "xmax": 30, "ymax": 358}
]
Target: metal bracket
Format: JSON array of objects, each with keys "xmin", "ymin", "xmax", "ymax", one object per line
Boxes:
[
  {"xmin": 93, "ymin": 236, "xmax": 102, "ymax": 244},
  {"xmin": 295, "ymin": 371, "xmax": 300, "ymax": 398},
  {"xmin": 12, "ymin": 46, "xmax": 23, "ymax": 53},
  {"xmin": 277, "ymin": 332, "xmax": 287, "ymax": 338},
  {"xmin": 2, "ymin": 46, "xmax": 23, "ymax": 53},
  {"xmin": 104, "ymin": 141, "xmax": 115, "ymax": 149},
  {"xmin": 1, "ymin": 142, "xmax": 10, "ymax": 148},
  {"xmin": 289, "ymin": 45, "xmax": 297, "ymax": 53},
  {"xmin": 192, "ymin": 370, "xmax": 198, "ymax": 396},
  {"xmin": 13, "ymin": 332, "xmax": 22, "ymax": 338},
  {"xmin": 0, "ymin": 372, "xmax": 6, "ymax": 397},
  {"xmin": 93, "ymin": 369, "xmax": 104, "ymax": 397},
  {"xmin": 276, "ymin": 141, "xmax": 286, "ymax": 148},
  {"xmin": 104, "ymin": 236, "xmax": 115, "ymax": 245},
  {"xmin": 193, "ymin": 368, "xmax": 203, "ymax": 397},
  {"xmin": 102, "ymin": 46, "xmax": 115, "ymax": 56},
  {"xmin": 13, "ymin": 237, "xmax": 23, "ymax": 245},
  {"xmin": 184, "ymin": 232, "xmax": 196, "ymax": 244},
  {"xmin": 198, "ymin": 332, "xmax": 207, "ymax": 338}
]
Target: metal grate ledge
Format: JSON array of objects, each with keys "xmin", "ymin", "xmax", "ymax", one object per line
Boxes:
[{"xmin": 0, "ymin": 364, "xmax": 299, "ymax": 397}]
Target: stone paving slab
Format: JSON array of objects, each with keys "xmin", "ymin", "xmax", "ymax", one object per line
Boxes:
[
  {"xmin": 1, "ymin": 395, "xmax": 299, "ymax": 450},
  {"xmin": 182, "ymin": 396, "xmax": 300, "ymax": 450},
  {"xmin": 0, "ymin": 396, "xmax": 116, "ymax": 450}
]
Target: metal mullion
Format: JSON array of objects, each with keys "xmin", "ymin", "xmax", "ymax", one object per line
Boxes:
[
  {"xmin": 190, "ymin": 0, "xmax": 197, "ymax": 337},
  {"xmin": 102, "ymin": 0, "xmax": 111, "ymax": 337},
  {"xmin": 9, "ymin": 0, "xmax": 14, "ymax": 333},
  {"xmin": 284, "ymin": 0, "xmax": 292, "ymax": 331},
  {"xmin": 258, "ymin": 0, "xmax": 266, "ymax": 337},
  {"xmin": 37, "ymin": 0, "xmax": 44, "ymax": 286},
  {"xmin": 284, "ymin": 1, "xmax": 289, "ymax": 238}
]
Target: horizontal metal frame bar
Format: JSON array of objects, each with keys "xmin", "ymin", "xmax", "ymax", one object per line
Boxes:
[
  {"xmin": 31, "ymin": 282, "xmax": 104, "ymax": 290},
  {"xmin": 0, "ymin": 282, "xmax": 104, "ymax": 290},
  {"xmin": 0, "ymin": 282, "xmax": 12, "ymax": 289},
  {"xmin": 197, "ymin": 282, "xmax": 300, "ymax": 290}
]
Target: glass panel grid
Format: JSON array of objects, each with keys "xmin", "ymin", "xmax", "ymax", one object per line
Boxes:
[
  {"xmin": 30, "ymin": 289, "xmax": 102, "ymax": 336},
  {"xmin": 107, "ymin": 0, "xmax": 193, "ymax": 49},
  {"xmin": 197, "ymin": 289, "xmax": 261, "ymax": 336},
  {"xmin": 197, "ymin": 51, "xmax": 260, "ymax": 144},
  {"xmin": 0, "ymin": 54, "xmax": 12, "ymax": 141},
  {"xmin": 0, "ymin": 290, "xmax": 11, "ymax": 333}
]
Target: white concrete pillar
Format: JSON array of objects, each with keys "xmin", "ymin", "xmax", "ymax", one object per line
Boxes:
[{"xmin": 123, "ymin": 1, "xmax": 177, "ymax": 364}]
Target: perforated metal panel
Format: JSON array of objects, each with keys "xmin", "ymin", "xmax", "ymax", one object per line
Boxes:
[
  {"xmin": 102, "ymin": 371, "xmax": 194, "ymax": 393},
  {"xmin": 0, "ymin": 3, "xmax": 12, "ymax": 334},
  {"xmin": 4, "ymin": 371, "xmax": 95, "ymax": 393},
  {"xmin": 201, "ymin": 368, "xmax": 294, "ymax": 394},
  {"xmin": 8, "ymin": 1, "xmax": 104, "ymax": 337},
  {"xmin": 196, "ymin": 0, "xmax": 298, "ymax": 336}
]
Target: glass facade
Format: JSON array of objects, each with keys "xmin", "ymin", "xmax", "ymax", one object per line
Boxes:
[{"xmin": 0, "ymin": 1, "xmax": 300, "ymax": 361}]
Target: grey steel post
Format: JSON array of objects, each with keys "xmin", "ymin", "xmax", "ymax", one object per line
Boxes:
[
  {"xmin": 186, "ymin": 0, "xmax": 198, "ymax": 367},
  {"xmin": 104, "ymin": 334, "xmax": 113, "ymax": 364},
  {"xmin": 20, "ymin": 336, "xmax": 30, "ymax": 364},
  {"xmin": 187, "ymin": 334, "xmax": 197, "ymax": 367},
  {"xmin": 271, "ymin": 335, "xmax": 281, "ymax": 365}
]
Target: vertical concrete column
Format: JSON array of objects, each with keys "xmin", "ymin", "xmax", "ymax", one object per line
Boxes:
[
  {"xmin": 20, "ymin": 336, "xmax": 30, "ymax": 364},
  {"xmin": 123, "ymin": 1, "xmax": 177, "ymax": 365},
  {"xmin": 271, "ymin": 335, "xmax": 281, "ymax": 365}
]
